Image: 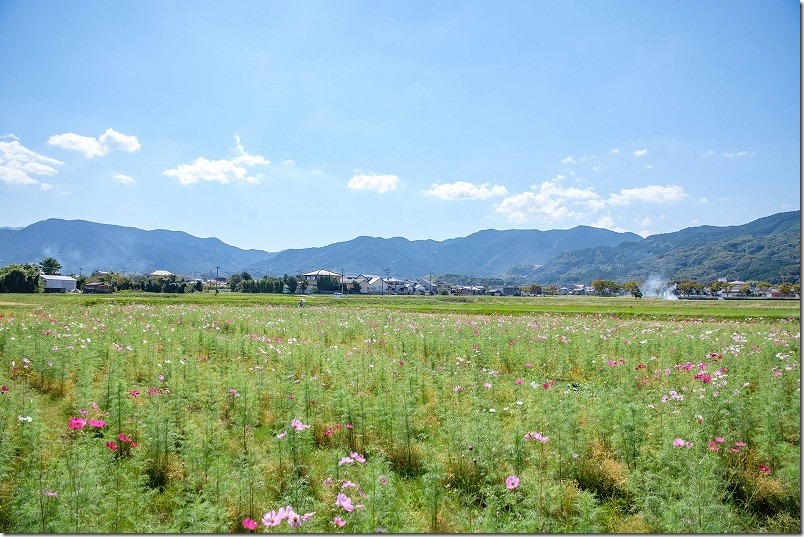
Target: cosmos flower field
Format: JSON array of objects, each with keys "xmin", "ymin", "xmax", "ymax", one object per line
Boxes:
[{"xmin": 0, "ymin": 296, "xmax": 799, "ymax": 533}]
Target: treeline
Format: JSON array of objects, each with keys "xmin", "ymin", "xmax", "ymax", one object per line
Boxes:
[
  {"xmin": 228, "ymin": 273, "xmax": 303, "ymax": 294},
  {"xmin": 0, "ymin": 264, "xmax": 42, "ymax": 293}
]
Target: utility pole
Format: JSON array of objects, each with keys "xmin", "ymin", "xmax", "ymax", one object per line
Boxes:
[
  {"xmin": 79, "ymin": 267, "xmax": 82, "ymax": 277},
  {"xmin": 341, "ymin": 268, "xmax": 345, "ymax": 293},
  {"xmin": 215, "ymin": 266, "xmax": 219, "ymax": 294},
  {"xmin": 384, "ymin": 268, "xmax": 390, "ymax": 294}
]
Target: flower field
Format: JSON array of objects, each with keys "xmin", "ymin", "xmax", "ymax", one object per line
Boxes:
[{"xmin": 0, "ymin": 296, "xmax": 799, "ymax": 533}]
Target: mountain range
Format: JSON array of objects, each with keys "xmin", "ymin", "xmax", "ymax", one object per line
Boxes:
[{"xmin": 0, "ymin": 211, "xmax": 799, "ymax": 284}]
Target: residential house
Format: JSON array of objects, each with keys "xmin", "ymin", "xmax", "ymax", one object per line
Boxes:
[
  {"xmin": 302, "ymin": 269, "xmax": 341, "ymax": 286},
  {"xmin": 83, "ymin": 282, "xmax": 113, "ymax": 294},
  {"xmin": 364, "ymin": 277, "xmax": 386, "ymax": 294}
]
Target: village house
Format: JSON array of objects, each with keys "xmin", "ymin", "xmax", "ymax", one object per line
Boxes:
[{"xmin": 83, "ymin": 282, "xmax": 113, "ymax": 294}]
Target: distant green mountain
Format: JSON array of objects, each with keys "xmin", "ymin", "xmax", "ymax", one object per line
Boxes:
[
  {"xmin": 0, "ymin": 212, "xmax": 797, "ymax": 284},
  {"xmin": 529, "ymin": 210, "xmax": 801, "ymax": 285},
  {"xmin": 243, "ymin": 227, "xmax": 643, "ymax": 278},
  {"xmin": 0, "ymin": 219, "xmax": 276, "ymax": 276}
]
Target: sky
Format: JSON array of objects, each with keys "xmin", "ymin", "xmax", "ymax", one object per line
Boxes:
[{"xmin": 0, "ymin": 0, "xmax": 799, "ymax": 253}]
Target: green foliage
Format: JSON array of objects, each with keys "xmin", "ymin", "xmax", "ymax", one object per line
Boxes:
[
  {"xmin": 0, "ymin": 263, "xmax": 42, "ymax": 293},
  {"xmin": 38, "ymin": 257, "xmax": 62, "ymax": 276}
]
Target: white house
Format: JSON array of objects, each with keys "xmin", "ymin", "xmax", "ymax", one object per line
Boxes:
[
  {"xmin": 303, "ymin": 269, "xmax": 341, "ymax": 286},
  {"xmin": 40, "ymin": 275, "xmax": 77, "ymax": 293},
  {"xmin": 150, "ymin": 270, "xmax": 174, "ymax": 277},
  {"xmin": 364, "ymin": 277, "xmax": 385, "ymax": 294}
]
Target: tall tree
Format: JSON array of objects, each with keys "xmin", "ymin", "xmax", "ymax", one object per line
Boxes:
[{"xmin": 39, "ymin": 257, "xmax": 62, "ymax": 275}]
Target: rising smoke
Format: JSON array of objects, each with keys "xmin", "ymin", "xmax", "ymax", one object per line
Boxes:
[{"xmin": 641, "ymin": 275, "xmax": 677, "ymax": 300}]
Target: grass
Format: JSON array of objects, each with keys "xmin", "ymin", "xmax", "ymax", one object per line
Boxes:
[{"xmin": 0, "ymin": 292, "xmax": 799, "ymax": 533}]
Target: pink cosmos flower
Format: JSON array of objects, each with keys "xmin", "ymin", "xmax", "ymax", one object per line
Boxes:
[
  {"xmin": 342, "ymin": 480, "xmax": 359, "ymax": 489},
  {"xmin": 378, "ymin": 475, "xmax": 388, "ymax": 485},
  {"xmin": 118, "ymin": 433, "xmax": 132, "ymax": 443},
  {"xmin": 276, "ymin": 431, "xmax": 287, "ymax": 439},
  {"xmin": 286, "ymin": 512, "xmax": 302, "ymax": 528},
  {"xmin": 759, "ymin": 465, "xmax": 771, "ymax": 474},
  {"xmin": 242, "ymin": 518, "xmax": 258, "ymax": 531},
  {"xmin": 715, "ymin": 437, "xmax": 725, "ymax": 443},
  {"xmin": 88, "ymin": 419, "xmax": 106, "ymax": 428},
  {"xmin": 350, "ymin": 451, "xmax": 366, "ymax": 463},
  {"xmin": 129, "ymin": 389, "xmax": 140, "ymax": 397},
  {"xmin": 106, "ymin": 441, "xmax": 118, "ymax": 451},
  {"xmin": 673, "ymin": 438, "xmax": 686, "ymax": 447},
  {"xmin": 68, "ymin": 417, "xmax": 87, "ymax": 429},
  {"xmin": 333, "ymin": 517, "xmax": 346, "ymax": 527},
  {"xmin": 335, "ymin": 493, "xmax": 354, "ymax": 512},
  {"xmin": 301, "ymin": 512, "xmax": 315, "ymax": 522},
  {"xmin": 339, "ymin": 457, "xmax": 354, "ymax": 466},
  {"xmin": 291, "ymin": 419, "xmax": 310, "ymax": 431},
  {"xmin": 515, "ymin": 379, "xmax": 523, "ymax": 385},
  {"xmin": 506, "ymin": 475, "xmax": 520, "ymax": 490}
]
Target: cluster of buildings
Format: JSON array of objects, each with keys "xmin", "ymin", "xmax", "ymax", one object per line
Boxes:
[{"xmin": 302, "ymin": 269, "xmax": 521, "ymax": 296}]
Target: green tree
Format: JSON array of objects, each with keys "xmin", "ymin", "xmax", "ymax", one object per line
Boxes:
[
  {"xmin": 526, "ymin": 283, "xmax": 543, "ymax": 295},
  {"xmin": 592, "ymin": 279, "xmax": 620, "ymax": 296},
  {"xmin": 0, "ymin": 263, "xmax": 42, "ymax": 293},
  {"xmin": 623, "ymin": 280, "xmax": 642, "ymax": 298},
  {"xmin": 39, "ymin": 257, "xmax": 62, "ymax": 275}
]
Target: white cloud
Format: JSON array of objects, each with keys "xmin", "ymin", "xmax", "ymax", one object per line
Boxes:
[
  {"xmin": 495, "ymin": 178, "xmax": 599, "ymax": 224},
  {"xmin": 422, "ymin": 180, "xmax": 507, "ymax": 201},
  {"xmin": 592, "ymin": 164, "xmax": 604, "ymax": 172},
  {"xmin": 721, "ymin": 149, "xmax": 752, "ymax": 158},
  {"xmin": 633, "ymin": 149, "xmax": 648, "ymax": 157},
  {"xmin": 113, "ymin": 173, "xmax": 135, "ymax": 184},
  {"xmin": 591, "ymin": 216, "xmax": 627, "ymax": 233},
  {"xmin": 636, "ymin": 216, "xmax": 653, "ymax": 228},
  {"xmin": 561, "ymin": 156, "xmax": 576, "ymax": 164},
  {"xmin": 610, "ymin": 148, "xmax": 620, "ymax": 154},
  {"xmin": 644, "ymin": 165, "xmax": 655, "ymax": 170},
  {"xmin": 0, "ymin": 140, "xmax": 62, "ymax": 188},
  {"xmin": 347, "ymin": 173, "xmax": 400, "ymax": 193},
  {"xmin": 605, "ymin": 184, "xmax": 687, "ymax": 206},
  {"xmin": 47, "ymin": 128, "xmax": 141, "ymax": 158},
  {"xmin": 164, "ymin": 138, "xmax": 269, "ymax": 186},
  {"xmin": 164, "ymin": 157, "xmax": 263, "ymax": 185},
  {"xmin": 698, "ymin": 197, "xmax": 709, "ymax": 204}
]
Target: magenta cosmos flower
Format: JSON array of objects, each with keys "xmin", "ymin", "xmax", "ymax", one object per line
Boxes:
[
  {"xmin": 68, "ymin": 417, "xmax": 87, "ymax": 429},
  {"xmin": 506, "ymin": 475, "xmax": 520, "ymax": 490},
  {"xmin": 242, "ymin": 518, "xmax": 258, "ymax": 531}
]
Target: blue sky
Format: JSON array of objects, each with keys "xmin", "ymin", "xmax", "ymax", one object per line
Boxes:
[{"xmin": 0, "ymin": 1, "xmax": 799, "ymax": 252}]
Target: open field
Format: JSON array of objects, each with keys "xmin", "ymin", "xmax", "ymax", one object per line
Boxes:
[{"xmin": 0, "ymin": 294, "xmax": 799, "ymax": 532}]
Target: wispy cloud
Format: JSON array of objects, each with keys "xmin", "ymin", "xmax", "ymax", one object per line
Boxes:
[
  {"xmin": 592, "ymin": 216, "xmax": 627, "ymax": 233},
  {"xmin": 633, "ymin": 149, "xmax": 648, "ymax": 157},
  {"xmin": 610, "ymin": 148, "xmax": 620, "ymax": 154},
  {"xmin": 48, "ymin": 128, "xmax": 141, "ymax": 158},
  {"xmin": 113, "ymin": 173, "xmax": 135, "ymax": 184},
  {"xmin": 0, "ymin": 139, "xmax": 62, "ymax": 189},
  {"xmin": 561, "ymin": 156, "xmax": 576, "ymax": 164},
  {"xmin": 347, "ymin": 172, "xmax": 400, "ymax": 193},
  {"xmin": 163, "ymin": 136, "xmax": 269, "ymax": 186},
  {"xmin": 721, "ymin": 149, "xmax": 753, "ymax": 158},
  {"xmin": 422, "ymin": 180, "xmax": 507, "ymax": 201},
  {"xmin": 602, "ymin": 184, "xmax": 687, "ymax": 206}
]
